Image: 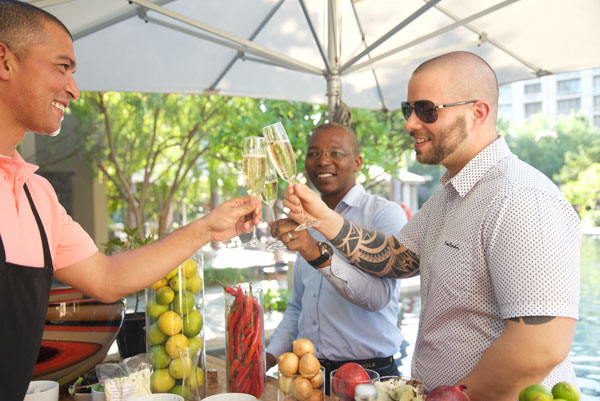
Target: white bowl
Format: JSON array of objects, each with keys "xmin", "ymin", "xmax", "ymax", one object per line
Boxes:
[
  {"xmin": 202, "ymin": 394, "xmax": 258, "ymax": 401},
  {"xmin": 24, "ymin": 380, "xmax": 59, "ymax": 401},
  {"xmin": 133, "ymin": 395, "xmax": 184, "ymax": 401}
]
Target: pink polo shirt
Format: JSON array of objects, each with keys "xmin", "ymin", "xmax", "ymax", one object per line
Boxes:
[{"xmin": 0, "ymin": 151, "xmax": 98, "ymax": 270}]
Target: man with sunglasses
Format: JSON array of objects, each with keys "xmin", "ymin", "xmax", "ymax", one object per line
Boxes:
[
  {"xmin": 283, "ymin": 52, "xmax": 580, "ymax": 400},
  {"xmin": 265, "ymin": 123, "xmax": 408, "ymax": 394}
]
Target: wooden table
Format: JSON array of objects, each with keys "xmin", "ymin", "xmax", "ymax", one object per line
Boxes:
[{"xmin": 60, "ymin": 354, "xmax": 329, "ymax": 400}]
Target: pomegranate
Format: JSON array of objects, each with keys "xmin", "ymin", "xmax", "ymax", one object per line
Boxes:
[
  {"xmin": 426, "ymin": 385, "xmax": 471, "ymax": 401},
  {"xmin": 332, "ymin": 362, "xmax": 370, "ymax": 401}
]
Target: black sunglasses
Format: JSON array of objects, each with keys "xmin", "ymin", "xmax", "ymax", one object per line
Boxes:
[{"xmin": 401, "ymin": 100, "xmax": 477, "ymax": 124}]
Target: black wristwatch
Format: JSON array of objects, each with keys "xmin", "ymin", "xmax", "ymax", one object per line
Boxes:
[{"xmin": 307, "ymin": 241, "xmax": 333, "ymax": 268}]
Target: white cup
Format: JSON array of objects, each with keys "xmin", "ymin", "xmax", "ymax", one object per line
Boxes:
[
  {"xmin": 23, "ymin": 380, "xmax": 59, "ymax": 401},
  {"xmin": 133, "ymin": 395, "xmax": 185, "ymax": 401}
]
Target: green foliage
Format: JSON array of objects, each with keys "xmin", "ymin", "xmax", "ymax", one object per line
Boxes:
[
  {"xmin": 263, "ymin": 287, "xmax": 290, "ymax": 312},
  {"xmin": 203, "ymin": 267, "xmax": 262, "ymax": 288},
  {"xmin": 561, "ymin": 164, "xmax": 600, "ymax": 224},
  {"xmin": 102, "ymin": 226, "xmax": 154, "ymax": 254}
]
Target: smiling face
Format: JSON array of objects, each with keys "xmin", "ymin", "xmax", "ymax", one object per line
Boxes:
[
  {"xmin": 0, "ymin": 20, "xmax": 79, "ymax": 151},
  {"xmin": 305, "ymin": 124, "xmax": 362, "ymax": 209}
]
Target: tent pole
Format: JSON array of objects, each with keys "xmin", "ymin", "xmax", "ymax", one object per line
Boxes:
[{"xmin": 327, "ymin": 0, "xmax": 340, "ymax": 118}]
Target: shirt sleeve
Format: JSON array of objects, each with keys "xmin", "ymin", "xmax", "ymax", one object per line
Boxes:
[
  {"xmin": 54, "ymin": 204, "xmax": 98, "ymax": 269},
  {"xmin": 322, "ymin": 200, "xmax": 407, "ymax": 311},
  {"xmin": 266, "ymin": 258, "xmax": 304, "ymax": 358}
]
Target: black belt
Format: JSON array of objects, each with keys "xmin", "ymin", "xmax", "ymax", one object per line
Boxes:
[{"xmin": 318, "ymin": 355, "xmax": 394, "ymax": 372}]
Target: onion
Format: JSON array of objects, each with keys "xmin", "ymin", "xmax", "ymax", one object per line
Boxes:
[
  {"xmin": 426, "ymin": 385, "xmax": 471, "ymax": 401},
  {"xmin": 293, "ymin": 338, "xmax": 315, "ymax": 357},
  {"xmin": 310, "ymin": 369, "xmax": 324, "ymax": 388},
  {"xmin": 307, "ymin": 388, "xmax": 325, "ymax": 401},
  {"xmin": 278, "ymin": 352, "xmax": 300, "ymax": 376},
  {"xmin": 292, "ymin": 377, "xmax": 313, "ymax": 401},
  {"xmin": 298, "ymin": 353, "xmax": 321, "ymax": 376},
  {"xmin": 278, "ymin": 373, "xmax": 294, "ymax": 395}
]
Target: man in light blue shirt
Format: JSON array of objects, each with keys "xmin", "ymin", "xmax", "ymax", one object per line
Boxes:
[{"xmin": 266, "ymin": 123, "xmax": 407, "ymax": 393}]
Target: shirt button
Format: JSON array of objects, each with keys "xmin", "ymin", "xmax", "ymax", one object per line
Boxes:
[
  {"xmin": 313, "ymin": 321, "xmax": 317, "ymax": 325},
  {"xmin": 3, "ymin": 175, "xmax": 7, "ymax": 181}
]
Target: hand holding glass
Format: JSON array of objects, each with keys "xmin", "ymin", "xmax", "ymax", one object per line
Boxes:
[
  {"xmin": 242, "ymin": 136, "xmax": 267, "ymax": 248},
  {"xmin": 262, "ymin": 121, "xmax": 318, "ymax": 230}
]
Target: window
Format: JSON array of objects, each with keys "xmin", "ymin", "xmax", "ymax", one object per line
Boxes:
[
  {"xmin": 594, "ymin": 115, "xmax": 600, "ymax": 129},
  {"xmin": 595, "ymin": 76, "xmax": 600, "ymax": 92},
  {"xmin": 557, "ymin": 98, "xmax": 581, "ymax": 115},
  {"xmin": 557, "ymin": 78, "xmax": 581, "ymax": 95},
  {"xmin": 595, "ymin": 96, "xmax": 600, "ymax": 111},
  {"xmin": 499, "ymin": 85, "xmax": 512, "ymax": 102},
  {"xmin": 498, "ymin": 104, "xmax": 513, "ymax": 121},
  {"xmin": 524, "ymin": 102, "xmax": 542, "ymax": 119},
  {"xmin": 524, "ymin": 83, "xmax": 541, "ymax": 95}
]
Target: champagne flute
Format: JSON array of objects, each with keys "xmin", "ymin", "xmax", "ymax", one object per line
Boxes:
[
  {"xmin": 261, "ymin": 161, "xmax": 287, "ymax": 251},
  {"xmin": 242, "ymin": 136, "xmax": 267, "ymax": 248},
  {"xmin": 262, "ymin": 121, "xmax": 318, "ymax": 231}
]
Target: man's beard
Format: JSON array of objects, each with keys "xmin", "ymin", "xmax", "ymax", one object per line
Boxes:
[{"xmin": 416, "ymin": 115, "xmax": 468, "ymax": 165}]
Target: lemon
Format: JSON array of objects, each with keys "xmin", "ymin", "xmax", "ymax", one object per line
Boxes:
[
  {"xmin": 165, "ymin": 333, "xmax": 189, "ymax": 359},
  {"xmin": 181, "ymin": 259, "xmax": 198, "ymax": 277},
  {"xmin": 522, "ymin": 384, "xmax": 553, "ymax": 401},
  {"xmin": 183, "ymin": 309, "xmax": 203, "ymax": 337},
  {"xmin": 186, "ymin": 274, "xmax": 203, "ymax": 294},
  {"xmin": 150, "ymin": 278, "xmax": 168, "ymax": 291},
  {"xmin": 147, "ymin": 345, "xmax": 171, "ymax": 369},
  {"xmin": 168, "ymin": 355, "xmax": 193, "ymax": 379},
  {"xmin": 169, "ymin": 275, "xmax": 187, "ymax": 292},
  {"xmin": 173, "ymin": 291, "xmax": 196, "ymax": 315},
  {"xmin": 158, "ymin": 311, "xmax": 183, "ymax": 335},
  {"xmin": 156, "ymin": 286, "xmax": 175, "ymax": 305},
  {"xmin": 146, "ymin": 300, "xmax": 169, "ymax": 320},
  {"xmin": 187, "ymin": 367, "xmax": 205, "ymax": 390},
  {"xmin": 166, "ymin": 266, "xmax": 180, "ymax": 280},
  {"xmin": 151, "ymin": 369, "xmax": 175, "ymax": 393},
  {"xmin": 552, "ymin": 382, "xmax": 580, "ymax": 401},
  {"xmin": 147, "ymin": 321, "xmax": 168, "ymax": 345}
]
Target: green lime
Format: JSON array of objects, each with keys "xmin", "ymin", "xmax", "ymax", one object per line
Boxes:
[
  {"xmin": 170, "ymin": 384, "xmax": 192, "ymax": 400},
  {"xmin": 183, "ymin": 310, "xmax": 203, "ymax": 337},
  {"xmin": 151, "ymin": 369, "xmax": 175, "ymax": 393},
  {"xmin": 169, "ymin": 275, "xmax": 187, "ymax": 292},
  {"xmin": 147, "ymin": 321, "xmax": 168, "ymax": 345},
  {"xmin": 172, "ymin": 290, "xmax": 195, "ymax": 315},
  {"xmin": 187, "ymin": 367, "xmax": 204, "ymax": 390},
  {"xmin": 188, "ymin": 336, "xmax": 203, "ymax": 356},
  {"xmin": 523, "ymin": 384, "xmax": 553, "ymax": 401},
  {"xmin": 146, "ymin": 300, "xmax": 169, "ymax": 319},
  {"xmin": 552, "ymin": 382, "xmax": 579, "ymax": 401},
  {"xmin": 156, "ymin": 286, "xmax": 175, "ymax": 305},
  {"xmin": 147, "ymin": 345, "xmax": 171, "ymax": 369}
]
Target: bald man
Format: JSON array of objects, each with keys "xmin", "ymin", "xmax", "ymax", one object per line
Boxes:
[{"xmin": 282, "ymin": 52, "xmax": 580, "ymax": 400}]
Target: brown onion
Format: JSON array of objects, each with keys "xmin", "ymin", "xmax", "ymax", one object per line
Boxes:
[
  {"xmin": 278, "ymin": 352, "xmax": 300, "ymax": 376},
  {"xmin": 310, "ymin": 369, "xmax": 324, "ymax": 388},
  {"xmin": 298, "ymin": 353, "xmax": 321, "ymax": 376},
  {"xmin": 293, "ymin": 338, "xmax": 315, "ymax": 357},
  {"xmin": 292, "ymin": 377, "xmax": 313, "ymax": 401},
  {"xmin": 278, "ymin": 373, "xmax": 294, "ymax": 395},
  {"xmin": 307, "ymin": 388, "xmax": 325, "ymax": 401}
]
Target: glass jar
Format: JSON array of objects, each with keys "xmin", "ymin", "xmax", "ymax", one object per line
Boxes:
[
  {"xmin": 145, "ymin": 250, "xmax": 205, "ymax": 399},
  {"xmin": 224, "ymin": 283, "xmax": 265, "ymax": 399},
  {"xmin": 278, "ymin": 366, "xmax": 325, "ymax": 401}
]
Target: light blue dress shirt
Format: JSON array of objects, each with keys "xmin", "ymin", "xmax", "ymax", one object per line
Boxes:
[{"xmin": 267, "ymin": 183, "xmax": 407, "ymax": 361}]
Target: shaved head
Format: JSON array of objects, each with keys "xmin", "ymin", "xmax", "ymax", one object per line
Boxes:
[
  {"xmin": 414, "ymin": 51, "xmax": 499, "ymax": 120},
  {"xmin": 311, "ymin": 122, "xmax": 359, "ymax": 154}
]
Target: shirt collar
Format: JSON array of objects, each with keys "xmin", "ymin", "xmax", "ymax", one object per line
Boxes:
[
  {"xmin": 336, "ymin": 183, "xmax": 365, "ymax": 210},
  {"xmin": 0, "ymin": 150, "xmax": 39, "ymax": 177},
  {"xmin": 440, "ymin": 136, "xmax": 511, "ymax": 197}
]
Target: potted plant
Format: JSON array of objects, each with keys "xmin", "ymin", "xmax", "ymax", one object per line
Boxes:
[{"xmin": 103, "ymin": 226, "xmax": 154, "ymax": 358}]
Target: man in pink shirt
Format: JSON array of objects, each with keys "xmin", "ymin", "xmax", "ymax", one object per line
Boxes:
[{"xmin": 0, "ymin": 1, "xmax": 262, "ymax": 399}]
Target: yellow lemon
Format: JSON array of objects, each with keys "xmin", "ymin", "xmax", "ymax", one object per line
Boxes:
[
  {"xmin": 156, "ymin": 286, "xmax": 175, "ymax": 305},
  {"xmin": 151, "ymin": 368, "xmax": 175, "ymax": 393},
  {"xmin": 165, "ymin": 333, "xmax": 189, "ymax": 359},
  {"xmin": 169, "ymin": 275, "xmax": 187, "ymax": 292},
  {"xmin": 187, "ymin": 367, "xmax": 205, "ymax": 390},
  {"xmin": 181, "ymin": 259, "xmax": 198, "ymax": 277},
  {"xmin": 150, "ymin": 278, "xmax": 168, "ymax": 291},
  {"xmin": 166, "ymin": 266, "xmax": 180, "ymax": 280},
  {"xmin": 168, "ymin": 355, "xmax": 193, "ymax": 379},
  {"xmin": 186, "ymin": 274, "xmax": 203, "ymax": 294},
  {"xmin": 158, "ymin": 311, "xmax": 183, "ymax": 336}
]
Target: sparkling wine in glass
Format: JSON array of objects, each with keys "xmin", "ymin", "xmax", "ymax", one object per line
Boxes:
[
  {"xmin": 262, "ymin": 121, "xmax": 318, "ymax": 231},
  {"xmin": 242, "ymin": 136, "xmax": 267, "ymax": 248},
  {"xmin": 261, "ymin": 162, "xmax": 287, "ymax": 251}
]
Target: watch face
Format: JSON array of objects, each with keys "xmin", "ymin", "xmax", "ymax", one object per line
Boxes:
[{"xmin": 319, "ymin": 242, "xmax": 333, "ymax": 257}]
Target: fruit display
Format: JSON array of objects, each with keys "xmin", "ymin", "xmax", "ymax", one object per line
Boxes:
[
  {"xmin": 374, "ymin": 377, "xmax": 424, "ymax": 401},
  {"xmin": 519, "ymin": 382, "xmax": 580, "ymax": 401},
  {"xmin": 277, "ymin": 338, "xmax": 325, "ymax": 401},
  {"xmin": 425, "ymin": 385, "xmax": 470, "ymax": 401},
  {"xmin": 225, "ymin": 284, "xmax": 266, "ymax": 398},
  {"xmin": 145, "ymin": 253, "xmax": 205, "ymax": 400},
  {"xmin": 331, "ymin": 363, "xmax": 373, "ymax": 401}
]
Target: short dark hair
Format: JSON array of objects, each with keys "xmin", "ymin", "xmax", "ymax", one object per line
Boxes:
[
  {"xmin": 311, "ymin": 122, "xmax": 359, "ymax": 154},
  {"xmin": 0, "ymin": 0, "xmax": 72, "ymax": 58}
]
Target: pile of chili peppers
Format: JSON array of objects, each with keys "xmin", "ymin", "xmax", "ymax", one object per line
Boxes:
[{"xmin": 225, "ymin": 284, "xmax": 265, "ymax": 398}]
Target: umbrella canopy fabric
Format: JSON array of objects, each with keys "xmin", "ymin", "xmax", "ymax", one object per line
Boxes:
[{"xmin": 36, "ymin": 0, "xmax": 600, "ymax": 112}]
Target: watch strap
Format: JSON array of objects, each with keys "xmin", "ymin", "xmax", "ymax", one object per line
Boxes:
[{"xmin": 307, "ymin": 242, "xmax": 332, "ymax": 268}]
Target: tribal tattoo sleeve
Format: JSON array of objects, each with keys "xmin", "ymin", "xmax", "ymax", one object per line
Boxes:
[{"xmin": 330, "ymin": 217, "xmax": 420, "ymax": 278}]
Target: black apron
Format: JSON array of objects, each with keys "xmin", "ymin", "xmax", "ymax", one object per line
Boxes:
[{"xmin": 0, "ymin": 184, "xmax": 54, "ymax": 400}]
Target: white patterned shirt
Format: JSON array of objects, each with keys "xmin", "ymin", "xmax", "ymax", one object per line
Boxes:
[{"xmin": 397, "ymin": 136, "xmax": 581, "ymax": 392}]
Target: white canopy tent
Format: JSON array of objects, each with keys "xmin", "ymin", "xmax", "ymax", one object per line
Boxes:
[{"xmin": 33, "ymin": 0, "xmax": 600, "ymax": 116}]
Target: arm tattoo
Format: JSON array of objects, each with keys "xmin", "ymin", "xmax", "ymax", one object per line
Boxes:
[
  {"xmin": 507, "ymin": 316, "xmax": 556, "ymax": 325},
  {"xmin": 330, "ymin": 217, "xmax": 420, "ymax": 278}
]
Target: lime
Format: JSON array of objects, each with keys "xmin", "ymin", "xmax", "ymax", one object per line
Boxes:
[
  {"xmin": 146, "ymin": 300, "xmax": 169, "ymax": 320},
  {"xmin": 156, "ymin": 286, "xmax": 175, "ymax": 305},
  {"xmin": 552, "ymin": 382, "xmax": 579, "ymax": 401},
  {"xmin": 170, "ymin": 384, "xmax": 192, "ymax": 400},
  {"xmin": 186, "ymin": 274, "xmax": 203, "ymax": 294},
  {"xmin": 173, "ymin": 291, "xmax": 196, "ymax": 315},
  {"xmin": 150, "ymin": 278, "xmax": 168, "ymax": 291},
  {"xmin": 519, "ymin": 387, "xmax": 527, "ymax": 401},
  {"xmin": 158, "ymin": 311, "xmax": 183, "ymax": 336},
  {"xmin": 168, "ymin": 355, "xmax": 193, "ymax": 379},
  {"xmin": 147, "ymin": 321, "xmax": 168, "ymax": 345},
  {"xmin": 169, "ymin": 275, "xmax": 187, "ymax": 292},
  {"xmin": 181, "ymin": 259, "xmax": 198, "ymax": 277},
  {"xmin": 165, "ymin": 333, "xmax": 189, "ymax": 359},
  {"xmin": 187, "ymin": 367, "xmax": 205, "ymax": 390},
  {"xmin": 148, "ymin": 345, "xmax": 171, "ymax": 369},
  {"xmin": 188, "ymin": 336, "xmax": 204, "ymax": 356},
  {"xmin": 183, "ymin": 310, "xmax": 203, "ymax": 337},
  {"xmin": 523, "ymin": 384, "xmax": 553, "ymax": 401},
  {"xmin": 151, "ymin": 369, "xmax": 175, "ymax": 393}
]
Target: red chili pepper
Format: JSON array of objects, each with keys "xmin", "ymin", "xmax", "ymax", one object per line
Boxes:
[{"xmin": 228, "ymin": 358, "xmax": 241, "ymax": 381}]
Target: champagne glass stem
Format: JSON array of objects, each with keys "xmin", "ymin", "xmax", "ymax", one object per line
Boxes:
[{"xmin": 266, "ymin": 202, "xmax": 288, "ymax": 251}]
